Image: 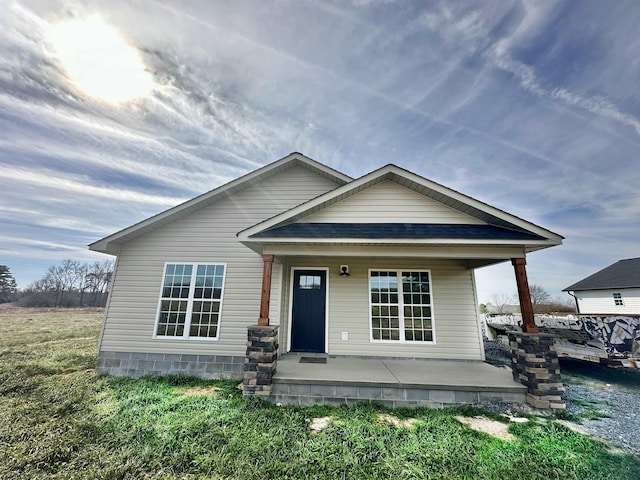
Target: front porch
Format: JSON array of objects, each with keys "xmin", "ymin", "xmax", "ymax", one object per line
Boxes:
[{"xmin": 270, "ymin": 355, "xmax": 527, "ymax": 408}]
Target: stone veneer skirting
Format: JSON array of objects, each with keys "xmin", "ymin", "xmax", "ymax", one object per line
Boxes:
[{"xmin": 95, "ymin": 351, "xmax": 244, "ymax": 378}]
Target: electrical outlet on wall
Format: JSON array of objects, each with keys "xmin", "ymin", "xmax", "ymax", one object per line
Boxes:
[{"xmin": 341, "ymin": 331, "xmax": 348, "ymax": 341}]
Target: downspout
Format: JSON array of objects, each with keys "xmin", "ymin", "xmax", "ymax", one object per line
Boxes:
[{"xmin": 566, "ymin": 290, "xmax": 580, "ymax": 314}]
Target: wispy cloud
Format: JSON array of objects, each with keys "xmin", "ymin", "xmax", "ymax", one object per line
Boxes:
[
  {"xmin": 0, "ymin": 164, "xmax": 185, "ymax": 206},
  {"xmin": 488, "ymin": 43, "xmax": 640, "ymax": 137}
]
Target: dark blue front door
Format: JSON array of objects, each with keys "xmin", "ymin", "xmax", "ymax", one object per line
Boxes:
[{"xmin": 291, "ymin": 270, "xmax": 326, "ymax": 353}]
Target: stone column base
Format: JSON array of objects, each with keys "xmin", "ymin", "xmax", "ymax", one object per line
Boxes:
[
  {"xmin": 242, "ymin": 325, "xmax": 279, "ymax": 396},
  {"xmin": 508, "ymin": 331, "xmax": 565, "ymax": 410}
]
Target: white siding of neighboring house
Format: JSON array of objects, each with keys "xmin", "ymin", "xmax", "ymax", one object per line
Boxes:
[
  {"xmin": 575, "ymin": 288, "xmax": 640, "ymax": 315},
  {"xmin": 99, "ymin": 166, "xmax": 341, "ymax": 355},
  {"xmin": 280, "ymin": 257, "xmax": 484, "ymax": 360},
  {"xmin": 299, "ymin": 180, "xmax": 484, "ymax": 224}
]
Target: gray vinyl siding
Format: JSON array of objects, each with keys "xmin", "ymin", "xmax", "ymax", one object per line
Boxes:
[
  {"xmin": 299, "ymin": 180, "xmax": 484, "ymax": 224},
  {"xmin": 100, "ymin": 166, "xmax": 340, "ymax": 355},
  {"xmin": 281, "ymin": 257, "xmax": 484, "ymax": 360},
  {"xmin": 576, "ymin": 288, "xmax": 640, "ymax": 314}
]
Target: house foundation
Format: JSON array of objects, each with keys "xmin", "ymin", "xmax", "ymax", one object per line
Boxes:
[
  {"xmin": 508, "ymin": 331, "xmax": 565, "ymax": 409},
  {"xmin": 242, "ymin": 325, "xmax": 279, "ymax": 396},
  {"xmin": 95, "ymin": 351, "xmax": 244, "ymax": 378}
]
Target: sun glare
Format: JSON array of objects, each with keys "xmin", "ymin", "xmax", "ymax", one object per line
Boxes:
[{"xmin": 49, "ymin": 17, "xmax": 153, "ymax": 102}]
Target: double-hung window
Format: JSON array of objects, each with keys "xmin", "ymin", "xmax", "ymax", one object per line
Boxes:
[
  {"xmin": 154, "ymin": 263, "xmax": 226, "ymax": 340},
  {"xmin": 369, "ymin": 270, "xmax": 434, "ymax": 343},
  {"xmin": 613, "ymin": 292, "xmax": 624, "ymax": 306}
]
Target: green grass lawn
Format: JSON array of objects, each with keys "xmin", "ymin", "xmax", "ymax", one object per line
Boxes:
[{"xmin": 1, "ymin": 308, "xmax": 638, "ymax": 479}]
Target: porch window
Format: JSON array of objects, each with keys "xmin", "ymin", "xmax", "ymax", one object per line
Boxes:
[
  {"xmin": 154, "ymin": 263, "xmax": 226, "ymax": 340},
  {"xmin": 299, "ymin": 274, "xmax": 322, "ymax": 289},
  {"xmin": 369, "ymin": 270, "xmax": 434, "ymax": 343}
]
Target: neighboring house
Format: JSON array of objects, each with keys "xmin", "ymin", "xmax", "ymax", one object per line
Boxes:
[
  {"xmin": 563, "ymin": 258, "xmax": 640, "ymax": 314},
  {"xmin": 90, "ymin": 153, "xmax": 563, "ymax": 380}
]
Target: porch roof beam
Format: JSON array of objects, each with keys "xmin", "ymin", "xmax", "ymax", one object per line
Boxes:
[
  {"xmin": 512, "ymin": 257, "xmax": 538, "ymax": 333},
  {"xmin": 260, "ymin": 245, "xmax": 525, "ymax": 259}
]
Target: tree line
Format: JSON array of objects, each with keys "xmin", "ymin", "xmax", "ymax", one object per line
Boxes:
[
  {"xmin": 0, "ymin": 260, "xmax": 114, "ymax": 308},
  {"xmin": 480, "ymin": 284, "xmax": 576, "ymax": 315}
]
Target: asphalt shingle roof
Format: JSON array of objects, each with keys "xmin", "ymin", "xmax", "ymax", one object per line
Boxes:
[
  {"xmin": 249, "ymin": 223, "xmax": 546, "ymax": 240},
  {"xmin": 563, "ymin": 257, "xmax": 640, "ymax": 291}
]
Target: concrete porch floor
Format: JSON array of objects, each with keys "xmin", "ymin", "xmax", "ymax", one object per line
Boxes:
[{"xmin": 271, "ymin": 355, "xmax": 527, "ymax": 408}]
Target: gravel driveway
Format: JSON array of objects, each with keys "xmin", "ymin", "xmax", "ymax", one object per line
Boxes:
[
  {"xmin": 483, "ymin": 339, "xmax": 640, "ymax": 457},
  {"xmin": 564, "ymin": 384, "xmax": 640, "ymax": 456}
]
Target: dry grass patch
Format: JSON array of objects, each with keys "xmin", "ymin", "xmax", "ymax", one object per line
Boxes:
[
  {"xmin": 378, "ymin": 413, "xmax": 419, "ymax": 428},
  {"xmin": 456, "ymin": 415, "xmax": 515, "ymax": 441},
  {"xmin": 0, "ymin": 307, "xmax": 104, "ymax": 348}
]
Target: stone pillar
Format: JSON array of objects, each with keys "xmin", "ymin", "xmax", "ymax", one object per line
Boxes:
[
  {"xmin": 242, "ymin": 325, "xmax": 279, "ymax": 396},
  {"xmin": 508, "ymin": 331, "xmax": 565, "ymax": 410}
]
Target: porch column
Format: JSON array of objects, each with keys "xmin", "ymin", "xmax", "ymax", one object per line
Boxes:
[
  {"xmin": 508, "ymin": 331, "xmax": 565, "ymax": 410},
  {"xmin": 511, "ymin": 257, "xmax": 538, "ymax": 333},
  {"xmin": 258, "ymin": 254, "xmax": 274, "ymax": 326}
]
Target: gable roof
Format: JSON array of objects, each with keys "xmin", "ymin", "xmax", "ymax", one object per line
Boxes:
[
  {"xmin": 89, "ymin": 152, "xmax": 351, "ymax": 255},
  {"xmin": 238, "ymin": 163, "xmax": 563, "ymax": 251},
  {"xmin": 563, "ymin": 257, "xmax": 640, "ymax": 291}
]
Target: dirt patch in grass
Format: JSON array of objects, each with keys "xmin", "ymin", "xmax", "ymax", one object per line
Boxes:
[
  {"xmin": 378, "ymin": 413, "xmax": 419, "ymax": 428},
  {"xmin": 456, "ymin": 415, "xmax": 515, "ymax": 441},
  {"xmin": 179, "ymin": 385, "xmax": 222, "ymax": 397},
  {"xmin": 309, "ymin": 416, "xmax": 332, "ymax": 433}
]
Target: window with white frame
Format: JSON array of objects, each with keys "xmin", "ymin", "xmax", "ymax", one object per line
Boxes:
[
  {"xmin": 369, "ymin": 270, "xmax": 434, "ymax": 342},
  {"xmin": 613, "ymin": 292, "xmax": 624, "ymax": 306},
  {"xmin": 155, "ymin": 263, "xmax": 226, "ymax": 339}
]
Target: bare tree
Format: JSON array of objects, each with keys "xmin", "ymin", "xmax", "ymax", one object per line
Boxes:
[
  {"xmin": 77, "ymin": 263, "xmax": 89, "ymax": 306},
  {"xmin": 529, "ymin": 284, "xmax": 551, "ymax": 312},
  {"xmin": 487, "ymin": 293, "xmax": 514, "ymax": 314},
  {"xmin": 18, "ymin": 258, "xmax": 114, "ymax": 307},
  {"xmin": 46, "ymin": 259, "xmax": 85, "ymax": 306},
  {"xmin": 86, "ymin": 260, "xmax": 114, "ymax": 306}
]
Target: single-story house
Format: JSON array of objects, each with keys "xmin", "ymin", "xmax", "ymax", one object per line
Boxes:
[
  {"xmin": 564, "ymin": 258, "xmax": 640, "ymax": 314},
  {"xmin": 91, "ymin": 153, "xmax": 564, "ymax": 407}
]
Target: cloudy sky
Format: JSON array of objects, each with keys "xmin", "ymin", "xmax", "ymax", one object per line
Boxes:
[{"xmin": 1, "ymin": 0, "xmax": 639, "ymax": 303}]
